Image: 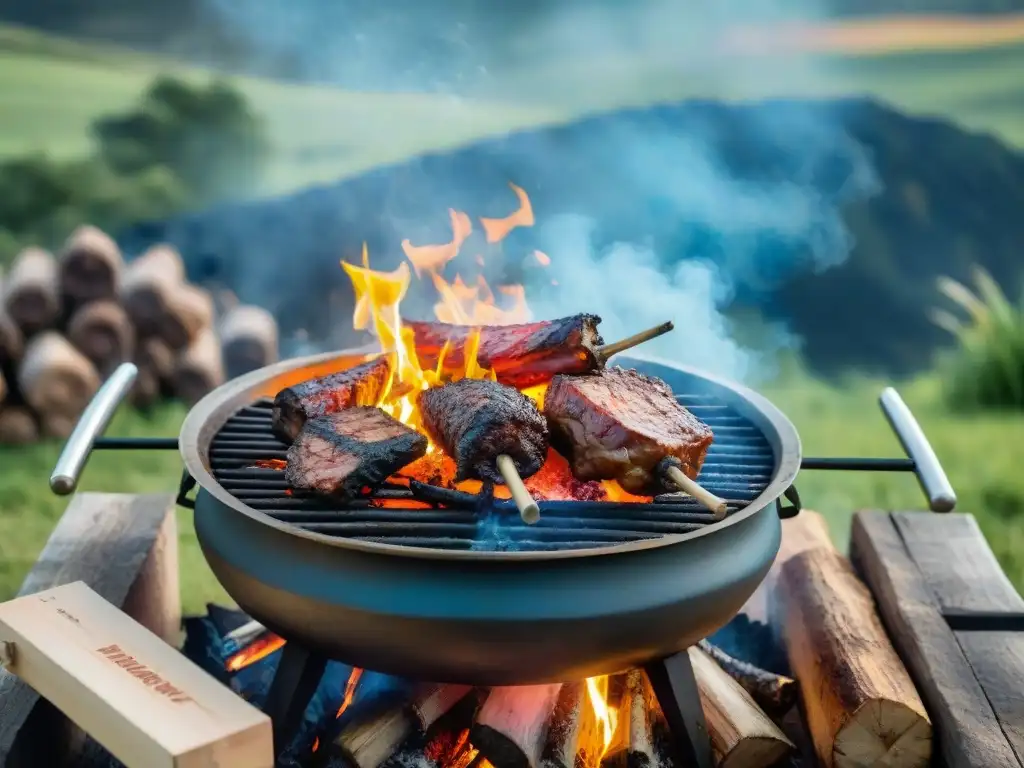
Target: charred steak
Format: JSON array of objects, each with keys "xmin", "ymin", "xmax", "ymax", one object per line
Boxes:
[
  {"xmin": 418, "ymin": 378, "xmax": 548, "ymax": 484},
  {"xmin": 272, "ymin": 356, "xmax": 392, "ymax": 443},
  {"xmin": 543, "ymin": 367, "xmax": 714, "ymax": 494},
  {"xmin": 405, "ymin": 314, "xmax": 603, "ymax": 390},
  {"xmin": 285, "ymin": 407, "xmax": 427, "ymax": 499}
]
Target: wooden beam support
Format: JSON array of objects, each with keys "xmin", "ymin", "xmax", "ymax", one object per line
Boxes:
[
  {"xmin": 0, "ymin": 582, "xmax": 271, "ymax": 768},
  {"xmin": 0, "ymin": 493, "xmax": 180, "ymax": 767},
  {"xmin": 851, "ymin": 511, "xmax": 1024, "ymax": 768}
]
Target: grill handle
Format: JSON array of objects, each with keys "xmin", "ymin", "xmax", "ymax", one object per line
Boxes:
[
  {"xmin": 879, "ymin": 387, "xmax": 957, "ymax": 512},
  {"xmin": 49, "ymin": 363, "xmax": 138, "ymax": 495}
]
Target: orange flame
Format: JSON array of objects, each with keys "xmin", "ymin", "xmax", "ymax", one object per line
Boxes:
[
  {"xmin": 335, "ymin": 667, "xmax": 364, "ymax": 718},
  {"xmin": 402, "ymin": 209, "xmax": 473, "ymax": 277},
  {"xmin": 225, "ymin": 633, "xmax": 286, "ymax": 672},
  {"xmin": 479, "ymin": 183, "xmax": 534, "ymax": 243}
]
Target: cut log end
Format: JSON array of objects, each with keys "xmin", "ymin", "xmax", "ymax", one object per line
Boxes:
[
  {"xmin": 172, "ymin": 328, "xmax": 224, "ymax": 406},
  {"xmin": 162, "ymin": 284, "xmax": 215, "ymax": 351},
  {"xmin": 17, "ymin": 331, "xmax": 100, "ymax": 419},
  {"xmin": 67, "ymin": 300, "xmax": 135, "ymax": 376},
  {"xmin": 3, "ymin": 247, "xmax": 60, "ymax": 336},
  {"xmin": 833, "ymin": 699, "xmax": 932, "ymax": 768},
  {"xmin": 58, "ymin": 225, "xmax": 124, "ymax": 305},
  {"xmin": 220, "ymin": 304, "xmax": 279, "ymax": 379},
  {"xmin": 0, "ymin": 406, "xmax": 39, "ymax": 444}
]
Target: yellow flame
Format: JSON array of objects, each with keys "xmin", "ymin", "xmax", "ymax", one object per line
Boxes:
[{"xmin": 585, "ymin": 676, "xmax": 618, "ymax": 756}]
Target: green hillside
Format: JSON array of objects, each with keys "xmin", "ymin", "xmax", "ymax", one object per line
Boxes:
[{"xmin": 1, "ymin": 23, "xmax": 1024, "ymax": 197}]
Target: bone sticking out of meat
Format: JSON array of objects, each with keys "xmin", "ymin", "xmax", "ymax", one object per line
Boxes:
[
  {"xmin": 330, "ymin": 685, "xmax": 475, "ymax": 768},
  {"xmin": 406, "ymin": 316, "xmax": 675, "ymax": 390},
  {"xmin": 544, "ymin": 367, "xmax": 723, "ymax": 513},
  {"xmin": 272, "ymin": 356, "xmax": 393, "ymax": 444},
  {"xmin": 286, "ymin": 406, "xmax": 427, "ymax": 499},
  {"xmin": 658, "ymin": 457, "xmax": 727, "ymax": 520},
  {"xmin": 418, "ymin": 378, "xmax": 548, "ymax": 524},
  {"xmin": 696, "ymin": 639, "xmax": 798, "ymax": 716}
]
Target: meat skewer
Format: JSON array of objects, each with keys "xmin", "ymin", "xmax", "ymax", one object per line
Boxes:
[
  {"xmin": 405, "ymin": 316, "xmax": 673, "ymax": 389},
  {"xmin": 286, "ymin": 406, "xmax": 428, "ymax": 499},
  {"xmin": 272, "ymin": 356, "xmax": 392, "ymax": 443},
  {"xmin": 419, "ymin": 378, "xmax": 548, "ymax": 524},
  {"xmin": 543, "ymin": 367, "xmax": 728, "ymax": 518}
]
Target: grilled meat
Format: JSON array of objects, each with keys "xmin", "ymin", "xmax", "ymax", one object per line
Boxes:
[
  {"xmin": 285, "ymin": 407, "xmax": 427, "ymax": 499},
  {"xmin": 543, "ymin": 367, "xmax": 714, "ymax": 494},
  {"xmin": 418, "ymin": 378, "xmax": 548, "ymax": 485},
  {"xmin": 405, "ymin": 314, "xmax": 603, "ymax": 390},
  {"xmin": 272, "ymin": 356, "xmax": 391, "ymax": 443}
]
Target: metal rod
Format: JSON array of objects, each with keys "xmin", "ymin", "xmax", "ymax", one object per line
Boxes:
[
  {"xmin": 800, "ymin": 457, "xmax": 915, "ymax": 471},
  {"xmin": 49, "ymin": 363, "xmax": 139, "ymax": 495},
  {"xmin": 94, "ymin": 437, "xmax": 180, "ymax": 450}
]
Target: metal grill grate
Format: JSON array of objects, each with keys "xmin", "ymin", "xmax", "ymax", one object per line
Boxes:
[{"xmin": 208, "ymin": 394, "xmax": 776, "ymax": 552}]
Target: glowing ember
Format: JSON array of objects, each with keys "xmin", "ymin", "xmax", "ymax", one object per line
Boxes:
[
  {"xmin": 252, "ymin": 458, "xmax": 287, "ymax": 470},
  {"xmin": 225, "ymin": 632, "xmax": 286, "ymax": 672},
  {"xmin": 533, "ymin": 250, "xmax": 551, "ymax": 266}
]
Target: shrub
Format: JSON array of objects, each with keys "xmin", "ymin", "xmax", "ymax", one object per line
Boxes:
[
  {"xmin": 93, "ymin": 76, "xmax": 269, "ymax": 204},
  {"xmin": 930, "ymin": 266, "xmax": 1024, "ymax": 411}
]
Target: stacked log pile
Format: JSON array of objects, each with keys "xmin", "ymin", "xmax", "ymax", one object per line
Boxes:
[{"xmin": 0, "ymin": 229, "xmax": 279, "ymax": 444}]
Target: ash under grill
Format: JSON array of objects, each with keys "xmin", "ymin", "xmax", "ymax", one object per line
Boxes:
[{"xmin": 208, "ymin": 392, "xmax": 775, "ymax": 552}]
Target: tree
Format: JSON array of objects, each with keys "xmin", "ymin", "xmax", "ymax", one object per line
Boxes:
[{"xmin": 92, "ymin": 76, "xmax": 269, "ymax": 204}]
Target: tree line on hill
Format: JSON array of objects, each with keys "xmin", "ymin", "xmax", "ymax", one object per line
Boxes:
[{"xmin": 0, "ymin": 76, "xmax": 268, "ymax": 267}]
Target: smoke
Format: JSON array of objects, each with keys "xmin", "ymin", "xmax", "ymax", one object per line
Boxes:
[{"xmin": 189, "ymin": 0, "xmax": 880, "ymax": 383}]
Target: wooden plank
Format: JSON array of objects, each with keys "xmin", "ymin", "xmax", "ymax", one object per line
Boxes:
[
  {"xmin": 890, "ymin": 512, "xmax": 1024, "ymax": 616},
  {"xmin": 0, "ymin": 493, "xmax": 179, "ymax": 766},
  {"xmin": 850, "ymin": 511, "xmax": 1023, "ymax": 768},
  {"xmin": 955, "ymin": 632, "xmax": 1024, "ymax": 763},
  {"xmin": 0, "ymin": 582, "xmax": 272, "ymax": 768}
]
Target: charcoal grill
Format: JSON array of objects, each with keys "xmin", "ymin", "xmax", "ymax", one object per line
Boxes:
[{"xmin": 48, "ymin": 350, "xmax": 956, "ymax": 767}]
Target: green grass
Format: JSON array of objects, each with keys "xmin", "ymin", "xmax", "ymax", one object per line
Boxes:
[
  {"xmin": 1, "ymin": 373, "xmax": 1021, "ymax": 614},
  {"xmin": 1, "ymin": 23, "xmax": 1024, "ymax": 197}
]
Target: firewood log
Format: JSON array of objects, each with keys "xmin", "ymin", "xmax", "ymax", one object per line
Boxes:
[
  {"xmin": 66, "ymin": 300, "xmax": 134, "ymax": 376},
  {"xmin": 161, "ymin": 283, "xmax": 215, "ymax": 350},
  {"xmin": 332, "ymin": 685, "xmax": 474, "ymax": 768},
  {"xmin": 471, "ymin": 684, "xmax": 563, "ymax": 768},
  {"xmin": 120, "ymin": 245, "xmax": 186, "ymax": 338},
  {"xmin": 540, "ymin": 681, "xmax": 600, "ymax": 768},
  {"xmin": 771, "ymin": 514, "xmax": 932, "ymax": 768},
  {"xmin": 172, "ymin": 328, "xmax": 224, "ymax": 406},
  {"xmin": 0, "ymin": 369, "xmax": 5, "ymax": 403},
  {"xmin": 601, "ymin": 670, "xmax": 673, "ymax": 768},
  {"xmin": 2, "ymin": 247, "xmax": 60, "ymax": 336},
  {"xmin": 219, "ymin": 304, "xmax": 279, "ymax": 379},
  {"xmin": 18, "ymin": 332, "xmax": 100, "ymax": 430},
  {"xmin": 689, "ymin": 646, "xmax": 795, "ymax": 768},
  {"xmin": 0, "ymin": 405, "xmax": 38, "ymax": 444},
  {"xmin": 57, "ymin": 225, "xmax": 124, "ymax": 307},
  {"xmin": 696, "ymin": 640, "xmax": 798, "ymax": 717}
]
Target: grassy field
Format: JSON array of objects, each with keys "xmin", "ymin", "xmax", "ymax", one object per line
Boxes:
[
  {"xmin": 1, "ymin": 372, "xmax": 1021, "ymax": 615},
  {"xmin": 0, "ymin": 21, "xmax": 1022, "ymax": 611},
  {"xmin": 1, "ymin": 22, "xmax": 1024, "ymax": 196}
]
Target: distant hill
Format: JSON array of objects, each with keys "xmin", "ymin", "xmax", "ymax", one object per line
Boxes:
[{"xmin": 117, "ymin": 97, "xmax": 1024, "ymax": 378}]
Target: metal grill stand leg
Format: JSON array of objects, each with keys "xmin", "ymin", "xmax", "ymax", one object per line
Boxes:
[
  {"xmin": 644, "ymin": 650, "xmax": 713, "ymax": 768},
  {"xmin": 263, "ymin": 643, "xmax": 328, "ymax": 756}
]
